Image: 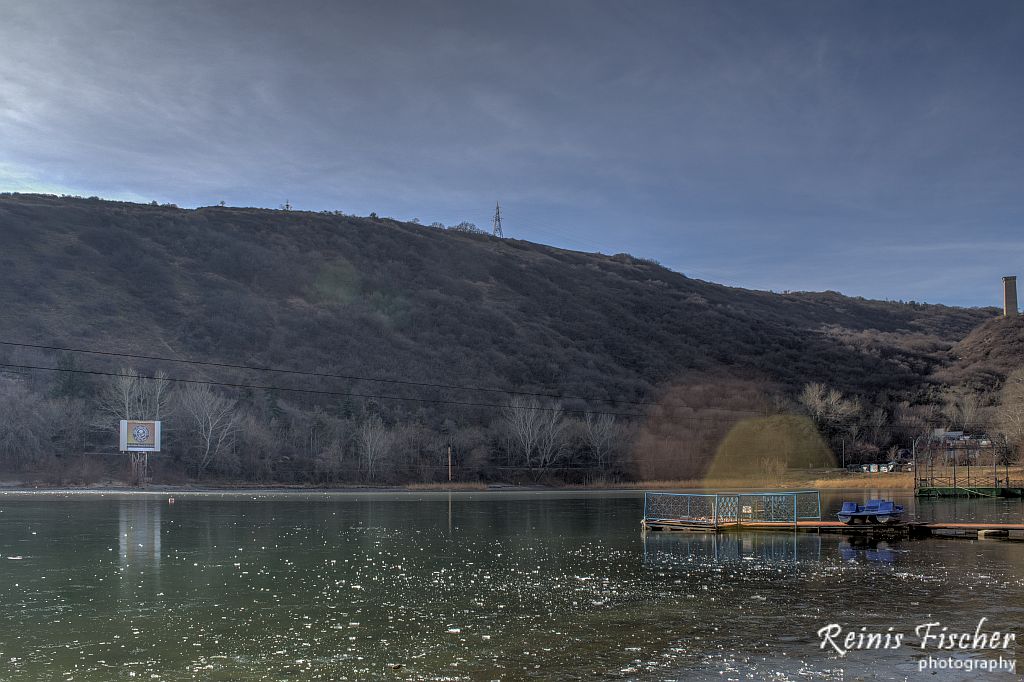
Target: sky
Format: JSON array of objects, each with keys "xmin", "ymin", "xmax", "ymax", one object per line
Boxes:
[{"xmin": 1, "ymin": 0, "xmax": 1022, "ymax": 307}]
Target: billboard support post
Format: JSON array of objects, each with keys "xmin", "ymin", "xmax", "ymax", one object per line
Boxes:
[{"xmin": 119, "ymin": 420, "xmax": 161, "ymax": 486}]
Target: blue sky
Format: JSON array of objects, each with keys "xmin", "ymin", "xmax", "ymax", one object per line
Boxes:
[{"xmin": 1, "ymin": 0, "xmax": 1021, "ymax": 307}]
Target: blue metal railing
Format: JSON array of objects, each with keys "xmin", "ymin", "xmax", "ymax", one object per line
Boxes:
[{"xmin": 643, "ymin": 490, "xmax": 821, "ymax": 529}]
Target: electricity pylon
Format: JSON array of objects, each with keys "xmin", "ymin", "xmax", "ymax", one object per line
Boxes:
[{"xmin": 491, "ymin": 202, "xmax": 503, "ymax": 238}]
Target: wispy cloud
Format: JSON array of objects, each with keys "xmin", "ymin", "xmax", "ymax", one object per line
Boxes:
[{"xmin": 1, "ymin": 0, "xmax": 1021, "ymax": 306}]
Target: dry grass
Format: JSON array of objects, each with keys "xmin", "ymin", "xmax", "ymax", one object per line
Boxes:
[
  {"xmin": 809, "ymin": 473, "xmax": 914, "ymax": 489},
  {"xmin": 576, "ymin": 471, "xmax": 916, "ymax": 491},
  {"xmin": 404, "ymin": 482, "xmax": 488, "ymax": 491},
  {"xmin": 408, "ymin": 466, "xmax": 1024, "ymax": 493},
  {"xmin": 569, "ymin": 477, "xmax": 812, "ymax": 490}
]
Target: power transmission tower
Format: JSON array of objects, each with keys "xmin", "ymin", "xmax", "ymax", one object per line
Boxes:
[{"xmin": 491, "ymin": 201, "xmax": 503, "ymax": 238}]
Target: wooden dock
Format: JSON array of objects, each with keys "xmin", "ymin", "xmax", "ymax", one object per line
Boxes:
[
  {"xmin": 642, "ymin": 518, "xmax": 1024, "ymax": 540},
  {"xmin": 916, "ymin": 486, "xmax": 1024, "ymax": 498}
]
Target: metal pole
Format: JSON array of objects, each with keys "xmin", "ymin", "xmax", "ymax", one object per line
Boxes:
[
  {"xmin": 793, "ymin": 494, "xmax": 798, "ymax": 530},
  {"xmin": 952, "ymin": 447, "xmax": 957, "ymax": 494},
  {"xmin": 447, "ymin": 444, "xmax": 452, "ymax": 483},
  {"xmin": 913, "ymin": 437, "xmax": 918, "ymax": 492}
]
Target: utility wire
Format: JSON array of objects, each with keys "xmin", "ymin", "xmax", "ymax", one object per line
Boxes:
[
  {"xmin": 0, "ymin": 339, "xmax": 698, "ymax": 411},
  {"xmin": 0, "ymin": 343, "xmax": 976, "ymax": 426},
  {"xmin": 0, "ymin": 362, "xmax": 782, "ymax": 422},
  {"xmin": 0, "ymin": 362, "xmax": 645, "ymax": 418},
  {"xmin": 0, "ymin": 361, "xmax": 975, "ymax": 429}
]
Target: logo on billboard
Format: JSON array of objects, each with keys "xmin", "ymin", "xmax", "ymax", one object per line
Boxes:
[
  {"xmin": 120, "ymin": 420, "xmax": 161, "ymax": 452},
  {"xmin": 132, "ymin": 424, "xmax": 151, "ymax": 443}
]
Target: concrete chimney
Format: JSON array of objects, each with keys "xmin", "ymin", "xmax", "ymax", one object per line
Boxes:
[{"xmin": 1003, "ymin": 276, "xmax": 1018, "ymax": 317}]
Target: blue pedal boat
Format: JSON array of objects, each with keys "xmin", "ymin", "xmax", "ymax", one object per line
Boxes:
[{"xmin": 837, "ymin": 499, "xmax": 905, "ymax": 525}]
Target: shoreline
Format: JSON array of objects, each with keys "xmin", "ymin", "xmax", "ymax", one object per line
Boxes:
[{"xmin": 0, "ymin": 472, "xmax": 921, "ymax": 496}]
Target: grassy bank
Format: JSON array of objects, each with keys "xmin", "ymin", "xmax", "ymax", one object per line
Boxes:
[
  {"xmin": 404, "ymin": 482, "xmax": 489, "ymax": 491},
  {"xmin": 571, "ymin": 471, "xmax": 916, "ymax": 491},
  {"xmin": 7, "ymin": 467, "xmax": 1020, "ymax": 493}
]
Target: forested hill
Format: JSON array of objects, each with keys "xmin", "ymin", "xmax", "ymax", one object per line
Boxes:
[
  {"xmin": 0, "ymin": 193, "xmax": 992, "ymax": 397},
  {"xmin": 0, "ymin": 193, "xmax": 1000, "ymax": 483}
]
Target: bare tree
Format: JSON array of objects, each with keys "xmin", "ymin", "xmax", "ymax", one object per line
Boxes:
[
  {"xmin": 582, "ymin": 413, "xmax": 619, "ymax": 470},
  {"xmin": 95, "ymin": 368, "xmax": 143, "ymax": 425},
  {"xmin": 887, "ymin": 445, "xmax": 901, "ymax": 462},
  {"xmin": 95, "ymin": 368, "xmax": 174, "ymax": 425},
  {"xmin": 944, "ymin": 388, "xmax": 984, "ymax": 432},
  {"xmin": 178, "ymin": 383, "xmax": 237, "ymax": 478},
  {"xmin": 847, "ymin": 422, "xmax": 862, "ymax": 448},
  {"xmin": 867, "ymin": 407, "xmax": 888, "ymax": 447},
  {"xmin": 534, "ymin": 405, "xmax": 569, "ymax": 469},
  {"xmin": 0, "ymin": 379, "xmax": 48, "ymax": 469},
  {"xmin": 503, "ymin": 396, "xmax": 543, "ymax": 468},
  {"xmin": 798, "ymin": 382, "xmax": 828, "ymax": 424},
  {"xmin": 799, "ymin": 382, "xmax": 861, "ymax": 432},
  {"xmin": 358, "ymin": 415, "xmax": 393, "ymax": 481},
  {"xmin": 996, "ymin": 370, "xmax": 1024, "ymax": 456},
  {"xmin": 235, "ymin": 409, "xmax": 277, "ymax": 482},
  {"xmin": 502, "ymin": 397, "xmax": 567, "ymax": 470},
  {"xmin": 147, "ymin": 370, "xmax": 174, "ymax": 420}
]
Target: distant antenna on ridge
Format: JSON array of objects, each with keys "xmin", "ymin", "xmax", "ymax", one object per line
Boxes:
[{"xmin": 491, "ymin": 201, "xmax": 503, "ymax": 238}]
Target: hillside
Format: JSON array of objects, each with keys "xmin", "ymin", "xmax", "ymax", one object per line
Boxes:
[
  {"xmin": 0, "ymin": 193, "xmax": 1002, "ymax": 483},
  {"xmin": 937, "ymin": 316, "xmax": 1024, "ymax": 390}
]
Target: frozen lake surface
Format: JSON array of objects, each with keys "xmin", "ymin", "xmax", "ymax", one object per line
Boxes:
[{"xmin": 0, "ymin": 490, "xmax": 1021, "ymax": 680}]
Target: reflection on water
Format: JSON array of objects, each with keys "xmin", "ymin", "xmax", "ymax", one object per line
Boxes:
[
  {"xmin": 839, "ymin": 537, "xmax": 898, "ymax": 564},
  {"xmin": 644, "ymin": 530, "xmax": 822, "ymax": 565},
  {"xmin": 645, "ymin": 529, "xmax": 909, "ymax": 567},
  {"xmin": 0, "ymin": 490, "xmax": 1020, "ymax": 681},
  {"xmin": 118, "ymin": 499, "xmax": 161, "ymax": 570}
]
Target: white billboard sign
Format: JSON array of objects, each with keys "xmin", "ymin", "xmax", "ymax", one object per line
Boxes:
[{"xmin": 119, "ymin": 420, "xmax": 161, "ymax": 452}]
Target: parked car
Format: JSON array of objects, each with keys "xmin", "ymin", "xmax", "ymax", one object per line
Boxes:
[{"xmin": 858, "ymin": 462, "xmax": 900, "ymax": 473}]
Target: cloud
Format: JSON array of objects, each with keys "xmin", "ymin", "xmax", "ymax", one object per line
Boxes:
[{"xmin": 1, "ymin": 0, "xmax": 1022, "ymax": 306}]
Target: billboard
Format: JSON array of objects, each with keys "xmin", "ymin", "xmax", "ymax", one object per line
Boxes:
[{"xmin": 119, "ymin": 420, "xmax": 161, "ymax": 452}]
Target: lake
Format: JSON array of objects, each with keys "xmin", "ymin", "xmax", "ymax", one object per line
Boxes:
[{"xmin": 0, "ymin": 490, "xmax": 1021, "ymax": 680}]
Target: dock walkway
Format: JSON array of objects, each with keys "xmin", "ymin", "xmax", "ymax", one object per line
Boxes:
[
  {"xmin": 642, "ymin": 490, "xmax": 1024, "ymax": 540},
  {"xmin": 642, "ymin": 518, "xmax": 1024, "ymax": 539}
]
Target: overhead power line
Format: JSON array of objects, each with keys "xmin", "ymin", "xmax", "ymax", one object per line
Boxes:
[
  {"xmin": 0, "ymin": 339, "xmax": 682, "ymax": 410},
  {"xmin": 0, "ymin": 361, "xmax": 976, "ymax": 429},
  {"xmin": 0, "ymin": 362, "xmax": 644, "ymax": 418},
  {"xmin": 0, "ymin": 341, "xmax": 972, "ymax": 427}
]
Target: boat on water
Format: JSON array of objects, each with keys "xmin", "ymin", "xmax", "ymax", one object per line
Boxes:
[{"xmin": 837, "ymin": 499, "xmax": 904, "ymax": 525}]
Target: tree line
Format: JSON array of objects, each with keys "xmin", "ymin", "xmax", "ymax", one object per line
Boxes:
[
  {"xmin": 2, "ymin": 356, "xmax": 1022, "ymax": 487},
  {"xmin": 0, "ymin": 364, "xmax": 632, "ymax": 485}
]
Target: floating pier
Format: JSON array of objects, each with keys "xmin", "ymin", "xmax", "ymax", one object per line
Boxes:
[
  {"xmin": 641, "ymin": 491, "xmax": 1024, "ymax": 541},
  {"xmin": 913, "ymin": 444, "xmax": 1023, "ymax": 498},
  {"xmin": 915, "ymin": 486, "xmax": 1024, "ymax": 499}
]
